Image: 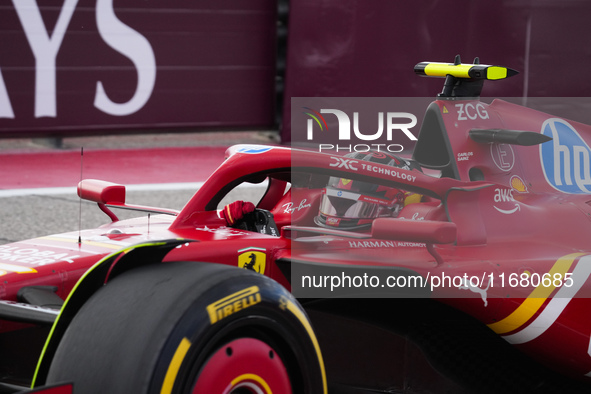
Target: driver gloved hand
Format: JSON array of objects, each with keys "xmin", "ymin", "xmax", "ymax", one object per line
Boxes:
[{"xmin": 221, "ymin": 200, "xmax": 255, "ymax": 226}]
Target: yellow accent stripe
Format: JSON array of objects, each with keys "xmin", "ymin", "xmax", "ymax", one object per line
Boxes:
[
  {"xmin": 284, "ymin": 299, "xmax": 328, "ymax": 394},
  {"xmin": 487, "ymin": 66, "xmax": 507, "ymax": 80},
  {"xmin": 424, "ymin": 63, "xmax": 472, "ymax": 78},
  {"xmin": 32, "ymin": 240, "xmax": 175, "ymax": 388},
  {"xmin": 231, "ymin": 373, "xmax": 272, "ymax": 393},
  {"xmin": 206, "ymin": 286, "xmax": 260, "ymax": 324},
  {"xmin": 226, "ymin": 205, "xmax": 234, "ymax": 225},
  {"xmin": 0, "ymin": 263, "xmax": 37, "ymax": 274},
  {"xmin": 40, "ymin": 236, "xmax": 124, "ymax": 250},
  {"xmin": 161, "ymin": 337, "xmax": 192, "ymax": 394},
  {"xmin": 487, "ymin": 253, "xmax": 585, "ymax": 334},
  {"xmin": 418, "ymin": 62, "xmax": 512, "ymax": 80}
]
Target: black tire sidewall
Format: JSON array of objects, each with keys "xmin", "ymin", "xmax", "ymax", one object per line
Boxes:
[
  {"xmin": 154, "ymin": 276, "xmax": 319, "ymax": 394},
  {"xmin": 47, "ymin": 261, "xmax": 323, "ymax": 394}
]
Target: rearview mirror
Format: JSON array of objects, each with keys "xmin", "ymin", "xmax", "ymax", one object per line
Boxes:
[{"xmin": 77, "ymin": 179, "xmax": 126, "ymax": 204}]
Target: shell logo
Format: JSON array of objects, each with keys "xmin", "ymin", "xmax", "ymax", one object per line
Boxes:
[{"xmin": 510, "ymin": 175, "xmax": 528, "ymax": 193}]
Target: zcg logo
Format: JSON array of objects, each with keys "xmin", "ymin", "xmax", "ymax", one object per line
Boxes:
[
  {"xmin": 540, "ymin": 118, "xmax": 591, "ymax": 194},
  {"xmin": 455, "ymin": 102, "xmax": 489, "ymax": 121}
]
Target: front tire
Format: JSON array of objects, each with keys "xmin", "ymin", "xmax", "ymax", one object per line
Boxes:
[{"xmin": 46, "ymin": 261, "xmax": 325, "ymax": 393}]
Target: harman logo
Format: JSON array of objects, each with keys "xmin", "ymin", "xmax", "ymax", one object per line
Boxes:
[
  {"xmin": 540, "ymin": 118, "xmax": 591, "ymax": 194},
  {"xmin": 303, "ymin": 106, "xmax": 417, "ymax": 153},
  {"xmin": 206, "ymin": 286, "xmax": 262, "ymax": 325}
]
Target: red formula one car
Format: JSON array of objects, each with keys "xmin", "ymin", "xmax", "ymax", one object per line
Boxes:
[{"xmin": 2, "ymin": 58, "xmax": 591, "ymax": 394}]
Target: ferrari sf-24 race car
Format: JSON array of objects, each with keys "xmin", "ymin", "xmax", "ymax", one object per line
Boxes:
[{"xmin": 2, "ymin": 58, "xmax": 591, "ymax": 394}]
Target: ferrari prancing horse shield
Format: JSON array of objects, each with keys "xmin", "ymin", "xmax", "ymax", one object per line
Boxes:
[{"xmin": 238, "ymin": 247, "xmax": 266, "ymax": 274}]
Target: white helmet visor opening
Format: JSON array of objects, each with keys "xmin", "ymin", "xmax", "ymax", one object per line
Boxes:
[{"xmin": 318, "ymin": 187, "xmax": 393, "ymax": 219}]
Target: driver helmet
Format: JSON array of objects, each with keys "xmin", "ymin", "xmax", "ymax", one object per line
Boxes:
[{"xmin": 314, "ymin": 151, "xmax": 422, "ymax": 230}]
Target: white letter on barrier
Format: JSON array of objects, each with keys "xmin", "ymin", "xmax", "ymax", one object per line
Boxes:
[
  {"xmin": 13, "ymin": 0, "xmax": 78, "ymax": 117},
  {"xmin": 0, "ymin": 69, "xmax": 14, "ymax": 118},
  {"xmin": 95, "ymin": 0, "xmax": 156, "ymax": 116}
]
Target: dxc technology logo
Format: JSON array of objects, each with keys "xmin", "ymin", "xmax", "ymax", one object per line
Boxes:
[
  {"xmin": 540, "ymin": 118, "xmax": 591, "ymax": 194},
  {"xmin": 302, "ymin": 105, "xmax": 417, "ymax": 153}
]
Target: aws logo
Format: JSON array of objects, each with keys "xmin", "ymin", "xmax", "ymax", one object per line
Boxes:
[{"xmin": 540, "ymin": 118, "xmax": 591, "ymax": 194}]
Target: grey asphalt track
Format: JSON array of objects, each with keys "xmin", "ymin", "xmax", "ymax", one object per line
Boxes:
[
  {"xmin": 0, "ymin": 131, "xmax": 276, "ymax": 245},
  {"xmin": 0, "ymin": 189, "xmax": 190, "ymax": 245},
  {"xmin": 0, "ymin": 186, "xmax": 265, "ymax": 245}
]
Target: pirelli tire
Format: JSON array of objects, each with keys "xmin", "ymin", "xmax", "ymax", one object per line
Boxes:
[{"xmin": 45, "ymin": 261, "xmax": 326, "ymax": 394}]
